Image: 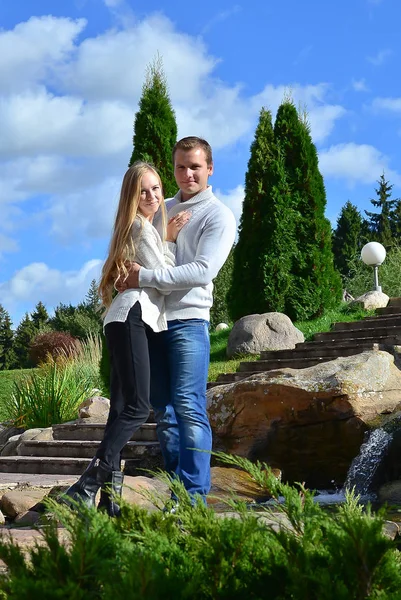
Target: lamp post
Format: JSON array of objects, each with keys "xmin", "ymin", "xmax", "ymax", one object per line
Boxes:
[{"xmin": 361, "ymin": 242, "xmax": 386, "ymax": 293}]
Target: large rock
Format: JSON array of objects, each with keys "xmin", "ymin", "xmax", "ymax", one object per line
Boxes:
[
  {"xmin": 351, "ymin": 290, "xmax": 389, "ymax": 311},
  {"xmin": 207, "ymin": 351, "xmax": 401, "ymax": 488},
  {"xmin": 0, "ymin": 488, "xmax": 48, "ymax": 519},
  {"xmin": 0, "ymin": 426, "xmax": 25, "ymax": 453},
  {"xmin": 78, "ymin": 396, "xmax": 110, "ymax": 422},
  {"xmin": 227, "ymin": 313, "xmax": 304, "ymax": 358}
]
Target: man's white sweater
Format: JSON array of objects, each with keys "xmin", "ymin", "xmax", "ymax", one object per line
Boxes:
[{"xmin": 139, "ymin": 186, "xmax": 236, "ymax": 322}]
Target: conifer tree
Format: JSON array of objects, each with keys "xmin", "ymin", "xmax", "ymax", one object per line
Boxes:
[
  {"xmin": 31, "ymin": 301, "xmax": 49, "ymax": 331},
  {"xmin": 274, "ymin": 100, "xmax": 342, "ymax": 320},
  {"xmin": 391, "ymin": 199, "xmax": 401, "ymax": 243},
  {"xmin": 365, "ymin": 174, "xmax": 397, "ymax": 247},
  {"xmin": 129, "ymin": 54, "xmax": 177, "ymax": 198},
  {"xmin": 229, "ymin": 109, "xmax": 295, "ymax": 320},
  {"xmin": 0, "ymin": 306, "xmax": 15, "ymax": 370},
  {"xmin": 333, "ymin": 201, "xmax": 366, "ymax": 278},
  {"xmin": 12, "ymin": 313, "xmax": 36, "ymax": 369}
]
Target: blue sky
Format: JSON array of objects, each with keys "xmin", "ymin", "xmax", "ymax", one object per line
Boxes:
[{"xmin": 0, "ymin": 0, "xmax": 400, "ymax": 327}]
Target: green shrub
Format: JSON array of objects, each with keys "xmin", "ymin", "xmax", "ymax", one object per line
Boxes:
[
  {"xmin": 345, "ymin": 245, "xmax": 401, "ymax": 299},
  {"xmin": 29, "ymin": 330, "xmax": 78, "ymax": 366},
  {"xmin": 4, "ymin": 357, "xmax": 96, "ymax": 428},
  {"xmin": 1, "ymin": 455, "xmax": 400, "ymax": 599}
]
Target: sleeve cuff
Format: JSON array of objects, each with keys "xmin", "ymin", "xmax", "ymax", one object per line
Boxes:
[{"xmin": 138, "ymin": 267, "xmax": 154, "ymax": 288}]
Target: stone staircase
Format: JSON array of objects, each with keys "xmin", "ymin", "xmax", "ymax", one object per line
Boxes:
[
  {"xmin": 2, "ymin": 298, "xmax": 401, "ymax": 478},
  {"xmin": 207, "ymin": 297, "xmax": 401, "ymax": 389},
  {"xmin": 0, "ymin": 417, "xmax": 161, "ymax": 476}
]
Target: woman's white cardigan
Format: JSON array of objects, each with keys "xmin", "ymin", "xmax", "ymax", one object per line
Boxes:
[{"xmin": 103, "ymin": 216, "xmax": 176, "ymax": 332}]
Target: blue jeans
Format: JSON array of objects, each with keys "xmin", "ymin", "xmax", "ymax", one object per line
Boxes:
[{"xmin": 148, "ymin": 319, "xmax": 211, "ymax": 500}]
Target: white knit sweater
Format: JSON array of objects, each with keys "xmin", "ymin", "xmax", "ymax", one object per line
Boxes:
[
  {"xmin": 103, "ymin": 216, "xmax": 176, "ymax": 332},
  {"xmin": 139, "ymin": 186, "xmax": 236, "ymax": 322}
]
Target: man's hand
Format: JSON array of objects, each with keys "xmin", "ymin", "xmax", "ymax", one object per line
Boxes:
[{"xmin": 114, "ymin": 262, "xmax": 141, "ymax": 292}]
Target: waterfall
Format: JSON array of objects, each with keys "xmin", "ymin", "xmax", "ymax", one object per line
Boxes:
[{"xmin": 343, "ymin": 428, "xmax": 393, "ymax": 496}]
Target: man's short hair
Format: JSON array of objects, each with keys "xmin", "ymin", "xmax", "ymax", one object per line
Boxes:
[{"xmin": 172, "ymin": 136, "xmax": 213, "ymax": 166}]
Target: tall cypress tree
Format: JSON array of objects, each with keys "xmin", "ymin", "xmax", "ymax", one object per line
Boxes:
[
  {"xmin": 274, "ymin": 100, "xmax": 342, "ymax": 320},
  {"xmin": 333, "ymin": 201, "xmax": 366, "ymax": 278},
  {"xmin": 391, "ymin": 199, "xmax": 401, "ymax": 243},
  {"xmin": 365, "ymin": 174, "xmax": 397, "ymax": 247},
  {"xmin": 0, "ymin": 306, "xmax": 15, "ymax": 370},
  {"xmin": 129, "ymin": 54, "xmax": 177, "ymax": 198},
  {"xmin": 229, "ymin": 109, "xmax": 295, "ymax": 320}
]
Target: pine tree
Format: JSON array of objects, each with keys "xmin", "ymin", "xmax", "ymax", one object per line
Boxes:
[
  {"xmin": 391, "ymin": 199, "xmax": 401, "ymax": 243},
  {"xmin": 210, "ymin": 247, "xmax": 234, "ymax": 328},
  {"xmin": 333, "ymin": 201, "xmax": 366, "ymax": 278},
  {"xmin": 0, "ymin": 306, "xmax": 15, "ymax": 370},
  {"xmin": 31, "ymin": 301, "xmax": 49, "ymax": 331},
  {"xmin": 82, "ymin": 279, "xmax": 102, "ymax": 313},
  {"xmin": 365, "ymin": 174, "xmax": 397, "ymax": 247},
  {"xmin": 12, "ymin": 313, "xmax": 37, "ymax": 369},
  {"xmin": 274, "ymin": 100, "xmax": 342, "ymax": 320},
  {"xmin": 229, "ymin": 108, "xmax": 294, "ymax": 320},
  {"xmin": 129, "ymin": 54, "xmax": 177, "ymax": 199}
]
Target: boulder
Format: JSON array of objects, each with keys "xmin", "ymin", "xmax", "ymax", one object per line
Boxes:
[
  {"xmin": 78, "ymin": 396, "xmax": 110, "ymax": 422},
  {"xmin": 351, "ymin": 291, "xmax": 389, "ymax": 311},
  {"xmin": 0, "ymin": 425, "xmax": 25, "ymax": 452},
  {"xmin": 378, "ymin": 481, "xmax": 401, "ymax": 505},
  {"xmin": 0, "ymin": 488, "xmax": 48, "ymax": 519},
  {"xmin": 14, "ymin": 511, "xmax": 42, "ymax": 526},
  {"xmin": 0, "ymin": 510, "xmax": 5, "ymax": 525},
  {"xmin": 1, "ymin": 434, "xmax": 22, "ymax": 457},
  {"xmin": 227, "ymin": 313, "xmax": 304, "ymax": 358},
  {"xmin": 207, "ymin": 351, "xmax": 401, "ymax": 488},
  {"xmin": 208, "ymin": 466, "xmax": 281, "ymax": 505},
  {"xmin": 122, "ymin": 475, "xmax": 169, "ymax": 510}
]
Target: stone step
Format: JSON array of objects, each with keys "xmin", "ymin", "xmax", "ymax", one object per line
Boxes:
[
  {"xmin": 0, "ymin": 456, "xmax": 92, "ymax": 475},
  {"xmin": 313, "ymin": 326, "xmax": 401, "ymax": 342},
  {"xmin": 237, "ymin": 356, "xmax": 334, "ymax": 373},
  {"xmin": 52, "ymin": 422, "xmax": 157, "ymax": 442},
  {"xmin": 18, "ymin": 440, "xmax": 161, "ymax": 460},
  {"xmin": 376, "ymin": 306, "xmax": 401, "ymax": 316},
  {"xmin": 388, "ymin": 297, "xmax": 401, "ymax": 307},
  {"xmin": 260, "ymin": 343, "xmax": 377, "ymax": 360},
  {"xmin": 332, "ymin": 316, "xmax": 401, "ymax": 331},
  {"xmin": 298, "ymin": 335, "xmax": 401, "ymax": 348}
]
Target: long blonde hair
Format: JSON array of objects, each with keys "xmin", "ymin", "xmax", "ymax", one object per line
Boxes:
[{"xmin": 98, "ymin": 161, "xmax": 167, "ymax": 308}]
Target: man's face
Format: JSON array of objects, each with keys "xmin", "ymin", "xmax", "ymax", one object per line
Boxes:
[{"xmin": 174, "ymin": 147, "xmax": 213, "ymax": 200}]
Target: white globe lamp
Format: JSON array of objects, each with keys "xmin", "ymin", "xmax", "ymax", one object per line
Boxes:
[
  {"xmin": 215, "ymin": 323, "xmax": 229, "ymax": 332},
  {"xmin": 361, "ymin": 242, "xmax": 386, "ymax": 292}
]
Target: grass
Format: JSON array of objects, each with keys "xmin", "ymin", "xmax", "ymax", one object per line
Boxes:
[
  {"xmin": 0, "ymin": 369, "xmax": 37, "ymax": 422},
  {"xmin": 294, "ymin": 303, "xmax": 375, "ymax": 341}
]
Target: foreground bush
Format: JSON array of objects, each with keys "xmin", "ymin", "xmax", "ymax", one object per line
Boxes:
[
  {"xmin": 29, "ymin": 331, "xmax": 78, "ymax": 366},
  {"xmin": 0, "ymin": 455, "xmax": 400, "ymax": 599}
]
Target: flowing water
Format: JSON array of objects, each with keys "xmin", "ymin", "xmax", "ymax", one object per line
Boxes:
[{"xmin": 313, "ymin": 427, "xmax": 393, "ymax": 506}]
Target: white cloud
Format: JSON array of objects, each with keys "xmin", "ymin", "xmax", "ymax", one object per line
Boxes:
[
  {"xmin": 215, "ymin": 185, "xmax": 244, "ymax": 231},
  {"xmin": 352, "ymin": 78, "xmax": 369, "ymax": 92},
  {"xmin": 0, "ymin": 89, "xmax": 133, "ymax": 158},
  {"xmin": 201, "ymin": 6, "xmax": 241, "ymax": 35},
  {"xmin": 0, "ymin": 234, "xmax": 19, "ymax": 258},
  {"xmin": 319, "ymin": 143, "xmax": 401, "ymax": 186},
  {"xmin": 367, "ymin": 49, "xmax": 392, "ymax": 66},
  {"xmin": 0, "ymin": 260, "xmax": 103, "ymax": 324},
  {"xmin": 0, "ymin": 16, "xmax": 86, "ymax": 93},
  {"xmin": 371, "ymin": 96, "xmax": 401, "ymax": 113}
]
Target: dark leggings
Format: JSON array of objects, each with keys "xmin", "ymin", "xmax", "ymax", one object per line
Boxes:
[{"xmin": 96, "ymin": 302, "xmax": 151, "ymax": 470}]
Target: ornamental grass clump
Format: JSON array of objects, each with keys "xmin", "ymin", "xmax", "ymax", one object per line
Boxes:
[
  {"xmin": 5, "ymin": 358, "xmax": 95, "ymax": 430},
  {"xmin": 1, "ymin": 454, "xmax": 400, "ymax": 599}
]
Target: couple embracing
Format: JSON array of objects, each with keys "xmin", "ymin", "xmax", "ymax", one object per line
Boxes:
[{"xmin": 63, "ymin": 136, "xmax": 236, "ymax": 515}]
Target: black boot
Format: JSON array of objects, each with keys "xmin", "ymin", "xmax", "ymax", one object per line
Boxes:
[
  {"xmin": 98, "ymin": 470, "xmax": 124, "ymax": 517},
  {"xmin": 61, "ymin": 457, "xmax": 112, "ymax": 510}
]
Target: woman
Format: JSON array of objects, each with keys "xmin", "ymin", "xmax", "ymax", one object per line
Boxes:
[{"xmin": 63, "ymin": 161, "xmax": 189, "ymax": 516}]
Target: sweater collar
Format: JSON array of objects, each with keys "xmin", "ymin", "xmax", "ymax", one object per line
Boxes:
[{"xmin": 173, "ymin": 185, "xmax": 214, "ymax": 207}]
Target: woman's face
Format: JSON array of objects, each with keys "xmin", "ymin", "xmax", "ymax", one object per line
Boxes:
[{"xmin": 138, "ymin": 171, "xmax": 163, "ymax": 221}]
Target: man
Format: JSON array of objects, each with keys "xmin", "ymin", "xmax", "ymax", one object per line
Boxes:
[{"xmin": 120, "ymin": 136, "xmax": 236, "ymax": 502}]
